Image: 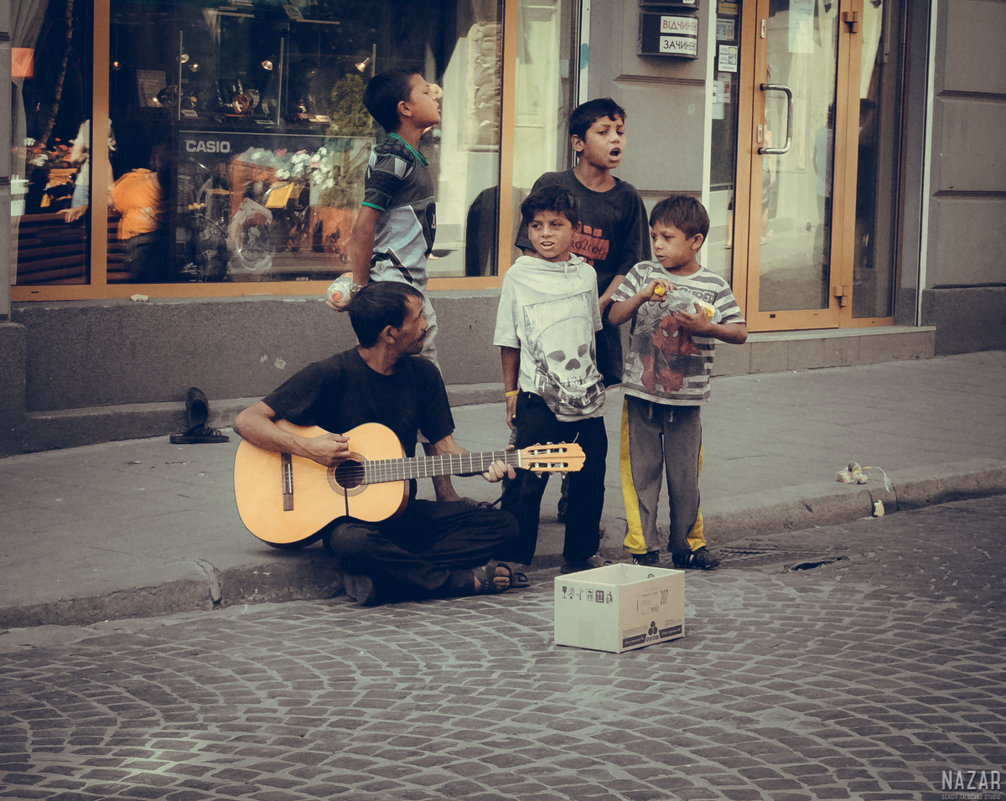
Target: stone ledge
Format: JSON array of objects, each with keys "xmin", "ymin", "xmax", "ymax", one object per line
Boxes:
[
  {"xmin": 714, "ymin": 325, "xmax": 936, "ymax": 376},
  {"xmin": 10, "ymin": 328, "xmax": 937, "ymax": 454}
]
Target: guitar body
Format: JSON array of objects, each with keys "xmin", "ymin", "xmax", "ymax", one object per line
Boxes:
[{"xmin": 233, "ymin": 421, "xmax": 410, "ymax": 547}]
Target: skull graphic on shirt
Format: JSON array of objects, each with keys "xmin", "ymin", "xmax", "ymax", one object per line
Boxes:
[{"xmin": 524, "ymin": 293, "xmax": 603, "ymax": 415}]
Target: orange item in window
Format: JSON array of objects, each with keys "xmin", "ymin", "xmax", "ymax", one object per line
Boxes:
[
  {"xmin": 12, "ymin": 47, "xmax": 34, "ymax": 78},
  {"xmin": 110, "ymin": 169, "xmax": 163, "ymax": 241}
]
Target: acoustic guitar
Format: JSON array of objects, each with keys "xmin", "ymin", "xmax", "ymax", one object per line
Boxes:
[{"xmin": 233, "ymin": 420, "xmax": 585, "ymax": 548}]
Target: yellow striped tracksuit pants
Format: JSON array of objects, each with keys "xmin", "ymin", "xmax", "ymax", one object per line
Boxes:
[{"xmin": 620, "ymin": 395, "xmax": 707, "ymax": 556}]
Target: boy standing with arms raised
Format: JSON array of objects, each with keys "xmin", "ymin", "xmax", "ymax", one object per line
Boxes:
[
  {"xmin": 494, "ymin": 186, "xmax": 608, "ymax": 574},
  {"xmin": 608, "ymin": 195, "xmax": 747, "ymax": 569},
  {"xmin": 330, "ymin": 70, "xmax": 442, "ymax": 358},
  {"xmin": 328, "ymin": 69, "xmax": 464, "ymax": 503}
]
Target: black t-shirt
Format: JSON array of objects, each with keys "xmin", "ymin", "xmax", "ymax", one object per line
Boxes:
[
  {"xmin": 515, "ymin": 169, "xmax": 650, "ymax": 294},
  {"xmin": 262, "ymin": 348, "xmax": 454, "ymax": 457}
]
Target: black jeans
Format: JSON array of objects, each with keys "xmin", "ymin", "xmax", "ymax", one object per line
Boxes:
[
  {"xmin": 328, "ymin": 499, "xmax": 518, "ymax": 602},
  {"xmin": 500, "ymin": 392, "xmax": 607, "ymax": 565},
  {"xmin": 125, "ymin": 231, "xmax": 169, "ymax": 282}
]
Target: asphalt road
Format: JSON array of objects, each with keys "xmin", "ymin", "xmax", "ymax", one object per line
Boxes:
[{"xmin": 2, "ymin": 495, "xmax": 1004, "ymax": 801}]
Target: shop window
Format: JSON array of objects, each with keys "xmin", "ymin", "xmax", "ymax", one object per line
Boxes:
[
  {"xmin": 12, "ymin": 0, "xmax": 508, "ymax": 287},
  {"xmin": 10, "ymin": 0, "xmax": 94, "ymax": 287},
  {"xmin": 509, "ymin": 0, "xmax": 576, "ymax": 256}
]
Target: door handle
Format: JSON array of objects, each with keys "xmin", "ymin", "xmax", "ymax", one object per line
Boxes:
[{"xmin": 758, "ymin": 83, "xmax": 793, "ymax": 155}]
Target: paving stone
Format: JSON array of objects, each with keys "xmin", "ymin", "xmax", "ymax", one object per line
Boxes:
[{"xmin": 2, "ymin": 496, "xmax": 1005, "ymax": 800}]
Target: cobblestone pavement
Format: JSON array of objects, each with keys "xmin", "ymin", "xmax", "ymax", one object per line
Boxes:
[{"xmin": 2, "ymin": 496, "xmax": 1004, "ymax": 801}]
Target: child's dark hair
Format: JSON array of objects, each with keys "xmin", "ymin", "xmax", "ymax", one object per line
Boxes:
[
  {"xmin": 348, "ymin": 281, "xmax": 423, "ymax": 346},
  {"xmin": 569, "ymin": 98, "xmax": 626, "ymax": 139},
  {"xmin": 363, "ymin": 70, "xmax": 419, "ymax": 132},
  {"xmin": 520, "ymin": 185, "xmax": 580, "ymax": 229},
  {"xmin": 649, "ymin": 194, "xmax": 710, "ymax": 240}
]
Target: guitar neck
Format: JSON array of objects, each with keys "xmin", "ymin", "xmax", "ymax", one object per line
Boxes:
[{"xmin": 364, "ymin": 449, "xmax": 520, "ymax": 483}]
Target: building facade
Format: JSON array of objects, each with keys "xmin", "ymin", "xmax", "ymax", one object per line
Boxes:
[{"xmin": 2, "ymin": 0, "xmax": 1004, "ymax": 455}]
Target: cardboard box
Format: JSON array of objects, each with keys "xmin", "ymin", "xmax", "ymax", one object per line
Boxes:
[{"xmin": 554, "ymin": 564, "xmax": 685, "ymax": 653}]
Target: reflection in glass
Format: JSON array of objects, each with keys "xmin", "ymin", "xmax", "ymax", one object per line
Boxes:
[
  {"xmin": 105, "ymin": 0, "xmax": 504, "ymax": 284},
  {"xmin": 852, "ymin": 1, "xmax": 893, "ymax": 319},
  {"xmin": 757, "ymin": 0, "xmax": 838, "ymax": 312},
  {"xmin": 13, "ymin": 0, "xmax": 510, "ymax": 285},
  {"xmin": 707, "ymin": 3, "xmax": 741, "ymax": 283},
  {"xmin": 510, "ymin": 0, "xmax": 577, "ymax": 259},
  {"xmin": 11, "ymin": 1, "xmax": 93, "ymax": 286}
]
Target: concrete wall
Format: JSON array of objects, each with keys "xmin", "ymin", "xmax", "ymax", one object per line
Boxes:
[
  {"xmin": 585, "ymin": 0, "xmax": 708, "ymax": 199},
  {"xmin": 923, "ymin": 1, "xmax": 1006, "ymax": 353},
  {"xmin": 923, "ymin": 286, "xmax": 1006, "ymax": 356},
  {"xmin": 0, "ymin": 323, "xmax": 27, "ymax": 448},
  {"xmin": 1, "ymin": 293, "xmax": 936, "ymax": 457},
  {"xmin": 2, "ymin": 292, "xmax": 505, "ymax": 455}
]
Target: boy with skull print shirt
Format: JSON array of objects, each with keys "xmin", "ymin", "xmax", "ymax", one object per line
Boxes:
[{"xmin": 493, "ymin": 186, "xmax": 608, "ymax": 574}]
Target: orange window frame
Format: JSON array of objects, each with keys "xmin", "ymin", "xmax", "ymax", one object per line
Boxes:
[{"xmin": 12, "ymin": 0, "xmax": 520, "ymax": 302}]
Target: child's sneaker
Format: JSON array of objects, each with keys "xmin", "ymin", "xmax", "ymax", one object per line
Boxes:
[
  {"xmin": 671, "ymin": 547, "xmax": 721, "ymax": 570},
  {"xmin": 631, "ymin": 550, "xmax": 661, "ymax": 566}
]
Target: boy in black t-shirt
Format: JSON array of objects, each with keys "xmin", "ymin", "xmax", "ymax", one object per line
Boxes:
[
  {"xmin": 515, "ymin": 98, "xmax": 650, "ymax": 522},
  {"xmin": 515, "ymin": 97, "xmax": 650, "ymax": 387}
]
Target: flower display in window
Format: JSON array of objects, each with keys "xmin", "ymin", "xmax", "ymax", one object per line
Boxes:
[
  {"xmin": 25, "ymin": 138, "xmax": 75, "ymax": 170},
  {"xmin": 235, "ymin": 139, "xmax": 370, "ymax": 209}
]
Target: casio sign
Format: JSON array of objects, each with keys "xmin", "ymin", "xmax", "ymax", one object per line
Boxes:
[{"xmin": 185, "ymin": 139, "xmax": 232, "ymax": 154}]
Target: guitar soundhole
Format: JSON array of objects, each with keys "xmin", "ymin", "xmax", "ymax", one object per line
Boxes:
[{"xmin": 333, "ymin": 459, "xmax": 366, "ymax": 490}]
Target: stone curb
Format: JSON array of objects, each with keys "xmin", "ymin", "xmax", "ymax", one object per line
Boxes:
[
  {"xmin": 2, "ymin": 460, "xmax": 1004, "ymax": 629},
  {"xmin": 703, "ymin": 458, "xmax": 1006, "ymax": 544}
]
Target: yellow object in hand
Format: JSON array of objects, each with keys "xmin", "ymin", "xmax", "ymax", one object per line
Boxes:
[{"xmin": 653, "ymin": 284, "xmax": 666, "ymax": 296}]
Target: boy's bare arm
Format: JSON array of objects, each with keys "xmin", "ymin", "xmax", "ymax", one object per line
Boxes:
[
  {"xmin": 599, "ymin": 276, "xmax": 624, "ymax": 313},
  {"xmin": 500, "ymin": 346, "xmax": 521, "ymax": 429},
  {"xmin": 714, "ymin": 321, "xmax": 749, "ymax": 345},
  {"xmin": 608, "ymin": 279, "xmax": 672, "ymax": 325},
  {"xmin": 348, "ymin": 206, "xmax": 381, "ymax": 287},
  {"xmin": 674, "ymin": 309, "xmax": 749, "ymax": 345}
]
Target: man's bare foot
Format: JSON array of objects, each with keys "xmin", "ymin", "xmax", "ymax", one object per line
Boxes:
[{"xmin": 472, "ymin": 560, "xmax": 513, "ymax": 594}]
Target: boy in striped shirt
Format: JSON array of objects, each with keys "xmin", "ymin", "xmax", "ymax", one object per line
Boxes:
[{"xmin": 608, "ymin": 195, "xmax": 748, "ymax": 569}]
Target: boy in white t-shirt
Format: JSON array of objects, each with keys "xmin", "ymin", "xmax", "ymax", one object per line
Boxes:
[
  {"xmin": 609, "ymin": 195, "xmax": 748, "ymax": 570},
  {"xmin": 493, "ymin": 186, "xmax": 608, "ymax": 574}
]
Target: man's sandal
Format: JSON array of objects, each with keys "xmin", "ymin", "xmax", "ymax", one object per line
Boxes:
[{"xmin": 472, "ymin": 559, "xmax": 515, "ymax": 594}]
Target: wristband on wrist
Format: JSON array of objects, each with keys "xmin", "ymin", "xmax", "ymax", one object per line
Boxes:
[{"xmin": 504, "ymin": 389, "xmax": 519, "ymax": 398}]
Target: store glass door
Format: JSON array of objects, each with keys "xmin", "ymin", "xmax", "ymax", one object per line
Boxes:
[
  {"xmin": 733, "ymin": 0, "xmax": 895, "ymax": 331},
  {"xmin": 746, "ymin": 0, "xmax": 842, "ymax": 329}
]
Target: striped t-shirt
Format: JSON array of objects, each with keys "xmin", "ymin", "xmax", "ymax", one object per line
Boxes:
[
  {"xmin": 612, "ymin": 261, "xmax": 744, "ymax": 405},
  {"xmin": 362, "ymin": 133, "xmax": 436, "ymax": 285}
]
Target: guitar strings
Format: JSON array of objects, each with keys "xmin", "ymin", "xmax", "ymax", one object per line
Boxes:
[{"xmin": 335, "ymin": 447, "xmax": 577, "ymax": 484}]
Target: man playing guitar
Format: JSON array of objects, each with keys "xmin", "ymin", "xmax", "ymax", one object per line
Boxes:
[{"xmin": 235, "ymin": 282, "xmax": 522, "ymax": 604}]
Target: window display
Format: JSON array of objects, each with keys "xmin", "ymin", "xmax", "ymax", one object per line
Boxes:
[
  {"xmin": 10, "ymin": 1, "xmax": 93, "ymax": 286},
  {"xmin": 175, "ymin": 131, "xmax": 370, "ymax": 280},
  {"xmin": 12, "ymin": 0, "xmax": 510, "ymax": 287}
]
